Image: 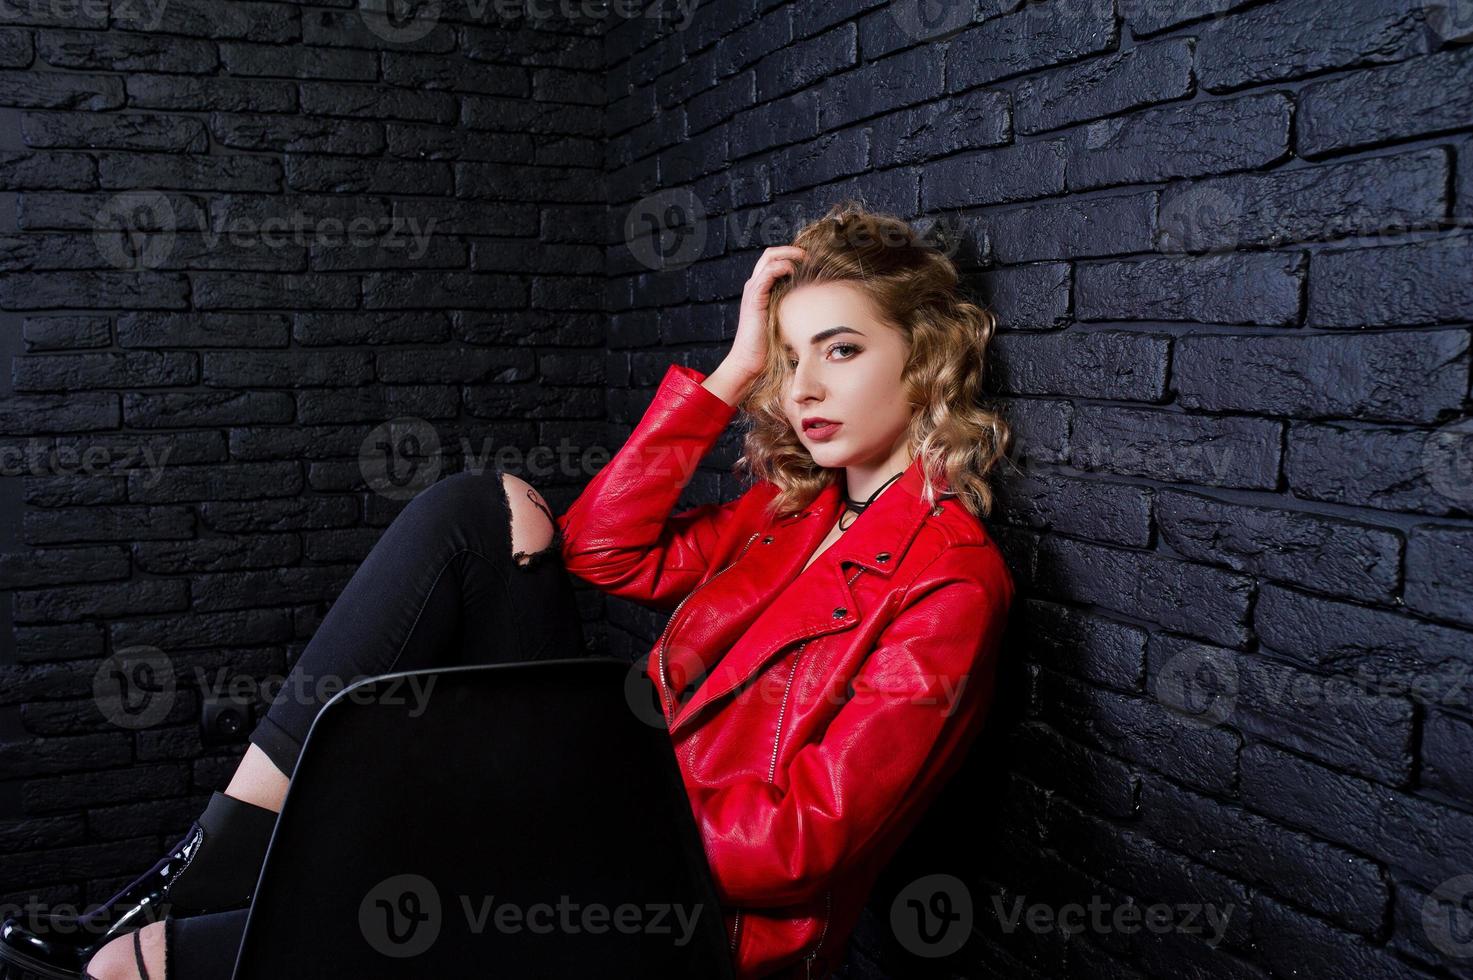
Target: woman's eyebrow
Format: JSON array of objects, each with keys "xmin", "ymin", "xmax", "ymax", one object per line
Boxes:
[{"xmin": 781, "ymin": 326, "xmax": 866, "ymax": 350}]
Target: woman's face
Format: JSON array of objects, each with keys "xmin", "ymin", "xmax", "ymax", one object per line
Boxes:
[{"xmin": 777, "ymin": 281, "xmax": 914, "ymax": 471}]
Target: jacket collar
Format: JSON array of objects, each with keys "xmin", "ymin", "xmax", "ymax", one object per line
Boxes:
[{"xmin": 667, "ymin": 454, "xmax": 951, "ymax": 734}]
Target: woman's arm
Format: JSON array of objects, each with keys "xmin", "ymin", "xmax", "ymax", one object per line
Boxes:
[
  {"xmin": 554, "ymin": 360, "xmax": 759, "ymax": 611},
  {"xmin": 682, "ymin": 544, "xmax": 1015, "ymax": 907}
]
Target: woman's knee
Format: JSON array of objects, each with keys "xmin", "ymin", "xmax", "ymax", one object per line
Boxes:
[
  {"xmin": 397, "ymin": 469, "xmax": 557, "ymax": 568},
  {"xmin": 499, "ymin": 472, "xmax": 557, "ymax": 567}
]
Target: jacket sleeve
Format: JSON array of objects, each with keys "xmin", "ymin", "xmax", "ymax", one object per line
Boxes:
[
  {"xmin": 554, "ymin": 362, "xmax": 746, "ymax": 612},
  {"xmin": 684, "ymin": 544, "xmax": 1014, "ymax": 908}
]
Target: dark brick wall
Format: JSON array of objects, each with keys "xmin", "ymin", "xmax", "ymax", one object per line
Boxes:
[
  {"xmin": 4, "ymin": 0, "xmax": 1473, "ymax": 977},
  {"xmin": 0, "ymin": 0, "xmax": 612, "ymax": 931}
]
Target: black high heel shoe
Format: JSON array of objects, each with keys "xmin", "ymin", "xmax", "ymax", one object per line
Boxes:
[{"xmin": 0, "ymin": 791, "xmax": 278, "ymax": 979}]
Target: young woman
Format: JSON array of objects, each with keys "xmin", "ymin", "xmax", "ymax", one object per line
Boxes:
[{"xmin": 0, "ymin": 201, "xmax": 1014, "ymax": 980}]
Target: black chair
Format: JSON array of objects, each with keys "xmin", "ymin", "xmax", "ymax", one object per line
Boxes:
[{"xmin": 229, "ymin": 656, "xmax": 736, "ymax": 980}]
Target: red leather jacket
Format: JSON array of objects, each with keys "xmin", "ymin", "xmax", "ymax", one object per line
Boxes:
[{"xmin": 556, "ymin": 363, "xmax": 1014, "ymax": 979}]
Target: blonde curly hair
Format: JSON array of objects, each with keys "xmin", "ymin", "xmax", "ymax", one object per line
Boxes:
[{"xmin": 731, "ymin": 198, "xmax": 1012, "ymax": 522}]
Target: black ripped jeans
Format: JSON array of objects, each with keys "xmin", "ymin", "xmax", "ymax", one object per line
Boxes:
[{"xmin": 162, "ymin": 467, "xmax": 587, "ymax": 979}]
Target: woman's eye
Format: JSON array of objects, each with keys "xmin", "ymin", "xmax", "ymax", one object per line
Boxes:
[{"xmin": 787, "ymin": 344, "xmax": 859, "ymax": 370}]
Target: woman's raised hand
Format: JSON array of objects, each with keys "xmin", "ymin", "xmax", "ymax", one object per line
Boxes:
[{"xmin": 724, "ymin": 245, "xmax": 807, "ymax": 379}]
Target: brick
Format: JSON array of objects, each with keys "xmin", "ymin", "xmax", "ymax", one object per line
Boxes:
[
  {"xmin": 947, "ymin": 0, "xmax": 1117, "ymax": 91},
  {"xmin": 1138, "ymin": 775, "xmax": 1388, "ymax": 934},
  {"xmin": 982, "ymin": 189, "xmax": 1155, "ymax": 262},
  {"xmin": 1308, "ymin": 235, "xmax": 1473, "ymax": 328},
  {"xmin": 1195, "ymin": 0, "xmax": 1430, "ymax": 92},
  {"xmin": 12, "ymin": 624, "xmax": 106, "ymax": 663},
  {"xmin": 1174, "ymin": 330, "xmax": 1468, "ymax": 422},
  {"xmin": 0, "ymin": 547, "xmax": 129, "ymax": 589},
  {"xmin": 754, "ymin": 21, "xmax": 856, "ymax": 102},
  {"xmin": 769, "ymin": 128, "xmax": 873, "ymax": 195},
  {"xmin": 1146, "ymin": 634, "xmax": 1413, "ymax": 784},
  {"xmin": 374, "ymin": 348, "xmax": 535, "ymax": 384},
  {"xmin": 189, "ymin": 566, "xmax": 353, "ymax": 612},
  {"xmin": 0, "ymin": 70, "xmax": 122, "ymax": 110},
  {"xmin": 12, "ymin": 352, "xmax": 198, "ymax": 392},
  {"xmin": 293, "ymin": 312, "xmax": 451, "ymax": 345},
  {"xmin": 199, "ymin": 497, "xmax": 359, "ymax": 533},
  {"xmin": 128, "ymin": 462, "xmax": 303, "ymax": 502},
  {"xmin": 1014, "ymin": 598, "xmax": 1147, "ymax": 689},
  {"xmin": 866, "ymin": 92, "xmax": 1011, "ymax": 169},
  {"xmin": 117, "ymin": 312, "xmax": 290, "ymax": 348},
  {"xmin": 1405, "ymin": 524, "xmax": 1473, "ymax": 628},
  {"xmin": 1120, "ymin": 0, "xmax": 1254, "ymax": 34},
  {"xmin": 1156, "ymin": 148, "xmax": 1449, "ymax": 253},
  {"xmin": 21, "ymin": 110, "xmax": 208, "ymax": 151},
  {"xmin": 133, "ymin": 535, "xmax": 301, "ymax": 574},
  {"xmin": 1423, "ymin": 710, "xmax": 1473, "ymax": 805},
  {"xmin": 123, "ymin": 391, "xmax": 294, "ymax": 428},
  {"xmin": 1071, "ymin": 404, "xmax": 1281, "ymax": 489},
  {"xmin": 1286, "ymin": 421, "xmax": 1472, "ymax": 516},
  {"xmin": 1037, "ymin": 535, "xmax": 1254, "ymax": 647},
  {"xmin": 974, "ymin": 263, "xmax": 1070, "ymax": 331},
  {"xmin": 920, "ymin": 140, "xmax": 1068, "ymax": 210},
  {"xmin": 1242, "ymin": 741, "xmax": 1473, "ymax": 890},
  {"xmin": 1298, "ymin": 47, "xmax": 1473, "ymax": 157},
  {"xmin": 109, "ymin": 608, "xmax": 295, "ymax": 649},
  {"xmin": 1007, "ymin": 721, "xmax": 1139, "ymax": 819},
  {"xmin": 1015, "ymin": 37, "xmax": 1193, "ymax": 134},
  {"xmin": 295, "ymin": 385, "xmax": 457, "ymax": 424},
  {"xmin": 1155, "ymin": 489, "xmax": 1401, "ymax": 603},
  {"xmin": 992, "ymin": 329, "xmax": 1168, "ymax": 400},
  {"xmin": 21, "ymin": 316, "xmax": 110, "ymax": 351},
  {"xmin": 202, "ymin": 351, "xmax": 374, "ymax": 387},
  {"xmin": 124, "ymin": 74, "xmax": 296, "ymax": 113},
  {"xmin": 1036, "ymin": 669, "xmax": 1240, "ymax": 794},
  {"xmin": 38, "ymin": 30, "xmax": 214, "ymax": 72},
  {"xmin": 1076, "ymin": 252, "xmax": 1305, "ymax": 326},
  {"xmin": 993, "ymin": 397, "xmax": 1070, "ymax": 466},
  {"xmin": 1000, "ymin": 471, "xmax": 1150, "ymax": 549},
  {"xmin": 13, "ymin": 579, "xmax": 189, "ymax": 623},
  {"xmin": 23, "ymin": 506, "xmax": 194, "ymax": 545},
  {"xmin": 0, "ymin": 394, "xmax": 119, "ymax": 434},
  {"xmin": 1065, "ymin": 93, "xmax": 1291, "ymax": 191},
  {"xmin": 1255, "ymin": 583, "xmax": 1473, "ymax": 715}
]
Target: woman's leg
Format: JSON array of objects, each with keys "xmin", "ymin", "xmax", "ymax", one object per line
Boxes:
[
  {"xmin": 85, "ymin": 467, "xmax": 588, "ymax": 980},
  {"xmin": 242, "ymin": 466, "xmax": 587, "ymax": 796}
]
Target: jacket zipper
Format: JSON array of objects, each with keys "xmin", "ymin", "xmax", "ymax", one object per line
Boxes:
[
  {"xmin": 767, "ymin": 563, "xmax": 862, "ymax": 780},
  {"xmin": 768, "ymin": 640, "xmax": 807, "ymax": 782},
  {"xmin": 654, "ymin": 530, "xmax": 761, "ymax": 722},
  {"xmin": 804, "ymin": 890, "xmax": 832, "ymax": 978},
  {"xmin": 797, "ymin": 565, "xmax": 857, "ymax": 979}
]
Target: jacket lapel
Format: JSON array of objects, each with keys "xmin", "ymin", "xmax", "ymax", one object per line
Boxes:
[{"xmin": 668, "ymin": 457, "xmax": 945, "ymax": 736}]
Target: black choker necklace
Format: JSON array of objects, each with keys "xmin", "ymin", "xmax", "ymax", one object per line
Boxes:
[{"xmin": 838, "ymin": 471, "xmax": 905, "ymax": 532}]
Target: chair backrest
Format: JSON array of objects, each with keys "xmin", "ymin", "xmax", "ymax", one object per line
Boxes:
[{"xmin": 230, "ymin": 657, "xmax": 736, "ymax": 980}]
